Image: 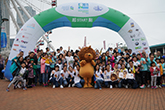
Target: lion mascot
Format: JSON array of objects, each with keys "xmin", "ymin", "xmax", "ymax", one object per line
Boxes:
[{"xmin": 78, "ymin": 46, "xmax": 96, "ymax": 88}]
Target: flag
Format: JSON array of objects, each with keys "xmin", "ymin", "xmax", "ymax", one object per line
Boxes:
[
  {"xmin": 84, "ymin": 36, "xmax": 86, "ymax": 47},
  {"xmin": 103, "ymin": 40, "xmax": 106, "ymax": 50}
]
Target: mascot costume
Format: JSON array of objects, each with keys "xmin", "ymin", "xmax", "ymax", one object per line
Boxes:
[{"xmin": 78, "ymin": 46, "xmax": 96, "ymax": 88}]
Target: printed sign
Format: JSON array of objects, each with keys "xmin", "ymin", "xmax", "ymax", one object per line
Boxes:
[{"xmin": 56, "ymin": 2, "xmax": 109, "ymax": 17}]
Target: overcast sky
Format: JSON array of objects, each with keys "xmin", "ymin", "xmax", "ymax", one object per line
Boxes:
[{"xmin": 9, "ymin": 0, "xmax": 165, "ymax": 51}]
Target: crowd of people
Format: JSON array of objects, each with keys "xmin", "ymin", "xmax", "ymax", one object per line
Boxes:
[{"xmin": 2, "ymin": 46, "xmax": 165, "ymax": 91}]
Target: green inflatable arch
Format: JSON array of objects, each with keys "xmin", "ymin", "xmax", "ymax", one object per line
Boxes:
[{"xmin": 5, "ymin": 2, "xmax": 150, "ymax": 80}]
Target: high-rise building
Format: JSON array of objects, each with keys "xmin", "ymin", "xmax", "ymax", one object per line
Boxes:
[
  {"xmin": 1, "ymin": 0, "xmax": 10, "ymax": 51},
  {"xmin": 17, "ymin": 6, "xmax": 36, "ymax": 30}
]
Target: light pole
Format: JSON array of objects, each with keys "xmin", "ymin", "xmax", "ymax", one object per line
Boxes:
[{"xmin": 0, "ymin": 1, "xmax": 9, "ymax": 53}]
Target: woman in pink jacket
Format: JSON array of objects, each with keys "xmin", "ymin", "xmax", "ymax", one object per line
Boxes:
[{"xmin": 41, "ymin": 54, "xmax": 47, "ymax": 87}]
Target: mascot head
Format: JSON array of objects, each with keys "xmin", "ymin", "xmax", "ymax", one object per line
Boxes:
[{"xmin": 78, "ymin": 46, "xmax": 96, "ymax": 62}]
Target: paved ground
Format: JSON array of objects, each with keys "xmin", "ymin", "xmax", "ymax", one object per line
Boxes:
[{"xmin": 0, "ymin": 79, "xmax": 165, "ymax": 110}]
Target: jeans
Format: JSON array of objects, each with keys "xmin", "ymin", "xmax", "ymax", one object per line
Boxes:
[
  {"xmin": 110, "ymin": 81, "xmax": 118, "ymax": 86},
  {"xmin": 157, "ymin": 77, "xmax": 161, "ymax": 85},
  {"xmin": 59, "ymin": 77, "xmax": 67, "ymax": 86},
  {"xmin": 94, "ymin": 79, "xmax": 103, "ymax": 89},
  {"xmin": 118, "ymin": 80, "xmax": 122, "ymax": 88},
  {"xmin": 35, "ymin": 68, "xmax": 42, "ymax": 84},
  {"xmin": 42, "ymin": 73, "xmax": 48, "ymax": 84},
  {"xmin": 52, "ymin": 77, "xmax": 59, "ymax": 87},
  {"xmin": 67, "ymin": 77, "xmax": 74, "ymax": 85},
  {"xmin": 75, "ymin": 82, "xmax": 83, "ymax": 88},
  {"xmin": 121, "ymin": 79, "xmax": 128, "ymax": 85},
  {"xmin": 104, "ymin": 81, "xmax": 110, "ymax": 87},
  {"xmin": 127, "ymin": 79, "xmax": 138, "ymax": 89},
  {"xmin": 80, "ymin": 79, "xmax": 85, "ymax": 86},
  {"xmin": 45, "ymin": 65, "xmax": 50, "ymax": 74}
]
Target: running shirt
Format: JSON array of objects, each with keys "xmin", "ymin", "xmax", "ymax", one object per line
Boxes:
[
  {"xmin": 73, "ymin": 70, "xmax": 81, "ymax": 84},
  {"xmin": 95, "ymin": 70, "xmax": 103, "ymax": 80},
  {"xmin": 103, "ymin": 70, "xmax": 112, "ymax": 81},
  {"xmin": 161, "ymin": 63, "xmax": 165, "ymax": 74},
  {"xmin": 60, "ymin": 70, "xmax": 68, "ymax": 80},
  {"xmin": 138, "ymin": 58, "xmax": 148, "ymax": 71},
  {"xmin": 19, "ymin": 67, "xmax": 26, "ymax": 77},
  {"xmin": 50, "ymin": 70, "xmax": 60, "ymax": 81}
]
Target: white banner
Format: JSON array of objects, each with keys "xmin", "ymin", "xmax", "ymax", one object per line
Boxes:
[
  {"xmin": 9, "ymin": 17, "xmax": 45, "ymax": 60},
  {"xmin": 118, "ymin": 18, "xmax": 150, "ymax": 54}
]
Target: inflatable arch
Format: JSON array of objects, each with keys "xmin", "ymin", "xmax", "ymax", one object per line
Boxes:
[{"xmin": 5, "ymin": 2, "xmax": 150, "ymax": 80}]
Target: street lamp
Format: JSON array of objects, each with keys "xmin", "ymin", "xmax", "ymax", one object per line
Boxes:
[{"xmin": 0, "ymin": 18, "xmax": 9, "ymax": 53}]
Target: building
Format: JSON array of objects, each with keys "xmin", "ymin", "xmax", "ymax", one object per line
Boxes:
[
  {"xmin": 150, "ymin": 43, "xmax": 165, "ymax": 54},
  {"xmin": 1, "ymin": 0, "xmax": 10, "ymax": 51},
  {"xmin": 17, "ymin": 6, "xmax": 36, "ymax": 30}
]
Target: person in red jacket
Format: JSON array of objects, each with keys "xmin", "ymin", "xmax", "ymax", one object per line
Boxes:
[{"xmin": 150, "ymin": 62, "xmax": 160, "ymax": 89}]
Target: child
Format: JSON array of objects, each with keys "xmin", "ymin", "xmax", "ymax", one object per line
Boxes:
[
  {"xmin": 50, "ymin": 65, "xmax": 60, "ymax": 88},
  {"xmin": 150, "ymin": 62, "xmax": 160, "ymax": 89},
  {"xmin": 56, "ymin": 59, "xmax": 63, "ymax": 71},
  {"xmin": 27, "ymin": 64, "xmax": 35, "ymax": 88},
  {"xmin": 160, "ymin": 58, "xmax": 165, "ymax": 86},
  {"xmin": 155, "ymin": 58, "xmax": 163, "ymax": 88},
  {"xmin": 6, "ymin": 61, "xmax": 27, "ymax": 92},
  {"xmin": 94, "ymin": 64, "xmax": 103, "ymax": 90},
  {"xmin": 59, "ymin": 66, "xmax": 68, "ymax": 88}
]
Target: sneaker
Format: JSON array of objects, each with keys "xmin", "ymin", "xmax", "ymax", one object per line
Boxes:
[
  {"xmin": 60, "ymin": 85, "xmax": 63, "ymax": 88},
  {"xmin": 13, "ymin": 86, "xmax": 17, "ymax": 89},
  {"xmin": 72, "ymin": 83, "xmax": 75, "ymax": 87},
  {"xmin": 23, "ymin": 88, "xmax": 27, "ymax": 90},
  {"xmin": 6, "ymin": 89, "xmax": 9, "ymax": 92},
  {"xmin": 53, "ymin": 85, "xmax": 55, "ymax": 89},
  {"xmin": 45, "ymin": 84, "xmax": 48, "ymax": 87},
  {"xmin": 156, "ymin": 85, "xmax": 158, "ymax": 88},
  {"xmin": 140, "ymin": 85, "xmax": 146, "ymax": 89},
  {"xmin": 110, "ymin": 85, "xmax": 113, "ymax": 89},
  {"xmin": 99, "ymin": 88, "xmax": 102, "ymax": 90},
  {"xmin": 147, "ymin": 85, "xmax": 150, "ymax": 88},
  {"xmin": 154, "ymin": 86, "xmax": 157, "ymax": 89},
  {"xmin": 17, "ymin": 84, "xmax": 21, "ymax": 88},
  {"xmin": 115, "ymin": 85, "xmax": 118, "ymax": 88},
  {"xmin": 32, "ymin": 84, "xmax": 35, "ymax": 87},
  {"xmin": 158, "ymin": 85, "xmax": 162, "ymax": 88},
  {"xmin": 125, "ymin": 85, "xmax": 128, "ymax": 89},
  {"xmin": 43, "ymin": 84, "xmax": 46, "ymax": 87},
  {"xmin": 151, "ymin": 86, "xmax": 154, "ymax": 89},
  {"xmin": 68, "ymin": 84, "xmax": 70, "ymax": 87}
]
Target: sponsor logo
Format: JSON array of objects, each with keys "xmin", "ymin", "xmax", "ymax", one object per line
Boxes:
[
  {"xmin": 27, "ymin": 24, "xmax": 35, "ymax": 29},
  {"xmin": 130, "ymin": 34, "xmax": 135, "ymax": 38},
  {"xmin": 135, "ymin": 42, "xmax": 139, "ymax": 46},
  {"xmin": 20, "ymin": 45, "xmax": 26, "ymax": 48},
  {"xmin": 135, "ymin": 46, "xmax": 141, "ymax": 49},
  {"xmin": 132, "ymin": 39, "xmax": 139, "ymax": 41},
  {"xmin": 16, "ymin": 38, "xmax": 19, "ymax": 41},
  {"xmin": 22, "ymin": 35, "xmax": 28, "ymax": 39},
  {"xmin": 70, "ymin": 6, "xmax": 74, "ymax": 10},
  {"xmin": 93, "ymin": 6, "xmax": 103, "ymax": 11},
  {"xmin": 142, "ymin": 42, "xmax": 146, "ymax": 46},
  {"xmin": 143, "ymin": 47, "xmax": 148, "ymax": 50},
  {"xmin": 13, "ymin": 48, "xmax": 17, "ymax": 51},
  {"xmin": 14, "ymin": 44, "xmax": 19, "ymax": 46},
  {"xmin": 136, "ymin": 29, "xmax": 139, "ymax": 31},
  {"xmin": 21, "ymin": 40, "xmax": 28, "ymax": 44},
  {"xmin": 78, "ymin": 3, "xmax": 89, "ymax": 14},
  {"xmin": 62, "ymin": 6, "xmax": 69, "ymax": 11},
  {"xmin": 128, "ymin": 29, "xmax": 133, "ymax": 33},
  {"xmin": 141, "ymin": 38, "xmax": 145, "ymax": 41},
  {"xmin": 131, "ymin": 23, "xmax": 134, "ymax": 27},
  {"xmin": 78, "ymin": 3, "xmax": 89, "ymax": 9}
]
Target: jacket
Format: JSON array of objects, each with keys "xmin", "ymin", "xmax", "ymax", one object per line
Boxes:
[
  {"xmin": 9, "ymin": 56, "xmax": 19, "ymax": 74},
  {"xmin": 40, "ymin": 58, "xmax": 46, "ymax": 74}
]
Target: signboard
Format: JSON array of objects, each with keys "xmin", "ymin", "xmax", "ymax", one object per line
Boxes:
[{"xmin": 1, "ymin": 32, "xmax": 7, "ymax": 48}]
